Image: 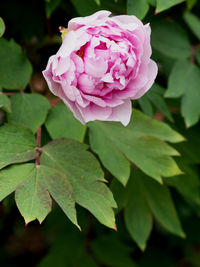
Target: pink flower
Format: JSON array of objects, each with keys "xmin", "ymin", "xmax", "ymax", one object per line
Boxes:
[{"xmin": 43, "ymin": 10, "xmax": 158, "ymax": 126}]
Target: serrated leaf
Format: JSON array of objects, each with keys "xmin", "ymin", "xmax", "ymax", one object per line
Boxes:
[
  {"xmin": 15, "ymin": 164, "xmax": 52, "ymax": 224},
  {"xmin": 89, "ymin": 109, "xmax": 183, "ymax": 184},
  {"xmin": 8, "ymin": 93, "xmax": 50, "ymax": 133},
  {"xmin": 40, "ymin": 138, "xmax": 117, "ymax": 229},
  {"xmin": 151, "ymin": 21, "xmax": 191, "ymax": 59},
  {"xmin": 125, "ymin": 172, "xmax": 153, "ymax": 250},
  {"xmin": 184, "ymin": 12, "xmax": 200, "ymax": 40},
  {"xmin": 127, "ymin": 0, "xmax": 149, "ymax": 19},
  {"xmin": 45, "ymin": 105, "xmax": 86, "ymax": 142},
  {"xmin": 0, "ymin": 163, "xmax": 78, "ymax": 227},
  {"xmin": 89, "ymin": 123, "xmax": 131, "ymax": 186},
  {"xmin": 166, "ymin": 60, "xmax": 200, "ymax": 127},
  {"xmin": 0, "ymin": 93, "xmax": 11, "ymax": 112},
  {"xmin": 16, "ymin": 164, "xmax": 78, "ymax": 227},
  {"xmin": 0, "ymin": 124, "xmax": 37, "ymax": 170},
  {"xmin": 0, "ymin": 17, "xmax": 5, "ymax": 37},
  {"xmin": 156, "ymin": 0, "xmax": 185, "ymax": 12},
  {"xmin": 0, "ymin": 38, "xmax": 32, "ymax": 90},
  {"xmin": 142, "ymin": 173, "xmax": 185, "ymax": 238},
  {"xmin": 0, "ymin": 163, "xmax": 34, "ymax": 201}
]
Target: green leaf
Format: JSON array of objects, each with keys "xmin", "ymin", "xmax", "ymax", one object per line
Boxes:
[
  {"xmin": 0, "ymin": 124, "xmax": 37, "ymax": 170},
  {"xmin": 0, "ymin": 163, "xmax": 79, "ymax": 227},
  {"xmin": 0, "ymin": 163, "xmax": 34, "ymax": 201},
  {"xmin": 127, "ymin": 0, "xmax": 149, "ymax": 19},
  {"xmin": 70, "ymin": 0, "xmax": 100, "ymax": 16},
  {"xmin": 0, "ymin": 17, "xmax": 5, "ymax": 37},
  {"xmin": 139, "ymin": 84, "xmax": 173, "ymax": 121},
  {"xmin": 89, "ymin": 122, "xmax": 131, "ymax": 186},
  {"xmin": 195, "ymin": 47, "xmax": 200, "ymax": 66},
  {"xmin": 186, "ymin": 0, "xmax": 197, "ymax": 10},
  {"xmin": 0, "ymin": 38, "xmax": 32, "ymax": 90},
  {"xmin": 166, "ymin": 60, "xmax": 200, "ymax": 127},
  {"xmin": 138, "ymin": 95, "xmax": 154, "ymax": 117},
  {"xmin": 184, "ymin": 12, "xmax": 200, "ymax": 40},
  {"xmin": 151, "ymin": 21, "xmax": 191, "ymax": 59},
  {"xmin": 45, "ymin": 105, "xmax": 86, "ymax": 142},
  {"xmin": 45, "ymin": 0, "xmax": 61, "ymax": 18},
  {"xmin": 110, "ymin": 179, "xmax": 128, "ymax": 213},
  {"xmin": 164, "ymin": 160, "xmax": 200, "ymax": 204},
  {"xmin": 156, "ymin": 0, "xmax": 185, "ymax": 13},
  {"xmin": 146, "ymin": 84, "xmax": 173, "ymax": 121},
  {"xmin": 116, "ymin": 109, "xmax": 184, "ymax": 143},
  {"xmin": 89, "ymin": 109, "xmax": 183, "ymax": 184},
  {"xmin": 94, "ymin": 0, "xmax": 100, "ymax": 5},
  {"xmin": 16, "ymin": 164, "xmax": 78, "ymax": 227},
  {"xmin": 125, "ymin": 172, "xmax": 153, "ymax": 251},
  {"xmin": 142, "ymin": 173, "xmax": 185, "ymax": 238},
  {"xmin": 8, "ymin": 93, "xmax": 50, "ymax": 133},
  {"xmin": 0, "ymin": 93, "xmax": 11, "ymax": 112},
  {"xmin": 91, "ymin": 234, "xmax": 137, "ymax": 267},
  {"xmin": 40, "ymin": 138, "xmax": 117, "ymax": 229},
  {"xmin": 15, "ymin": 164, "xmax": 52, "ymax": 224}
]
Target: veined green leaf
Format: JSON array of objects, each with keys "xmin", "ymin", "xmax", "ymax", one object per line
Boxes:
[
  {"xmin": 156, "ymin": 0, "xmax": 185, "ymax": 13},
  {"xmin": 0, "ymin": 93, "xmax": 11, "ymax": 112},
  {"xmin": 0, "ymin": 163, "xmax": 78, "ymax": 227},
  {"xmin": 184, "ymin": 12, "xmax": 200, "ymax": 40},
  {"xmin": 89, "ymin": 109, "xmax": 183, "ymax": 184},
  {"xmin": 127, "ymin": 0, "xmax": 149, "ymax": 19},
  {"xmin": 45, "ymin": 104, "xmax": 86, "ymax": 142},
  {"xmin": 0, "ymin": 124, "xmax": 37, "ymax": 170},
  {"xmin": 0, "ymin": 38, "xmax": 32, "ymax": 90},
  {"xmin": 125, "ymin": 172, "xmax": 153, "ymax": 251},
  {"xmin": 40, "ymin": 138, "xmax": 117, "ymax": 229},
  {"xmin": 166, "ymin": 60, "xmax": 200, "ymax": 127},
  {"xmin": 8, "ymin": 93, "xmax": 50, "ymax": 133},
  {"xmin": 151, "ymin": 21, "xmax": 190, "ymax": 59}
]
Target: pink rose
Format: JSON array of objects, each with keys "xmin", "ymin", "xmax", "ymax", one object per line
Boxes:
[{"xmin": 43, "ymin": 10, "xmax": 158, "ymax": 126}]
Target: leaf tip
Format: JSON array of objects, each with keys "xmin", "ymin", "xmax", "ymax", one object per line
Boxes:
[
  {"xmin": 140, "ymin": 244, "xmax": 146, "ymax": 252},
  {"xmin": 114, "ymin": 224, "xmax": 118, "ymax": 232},
  {"xmin": 181, "ymin": 233, "xmax": 186, "ymax": 239},
  {"xmin": 77, "ymin": 225, "xmax": 82, "ymax": 232}
]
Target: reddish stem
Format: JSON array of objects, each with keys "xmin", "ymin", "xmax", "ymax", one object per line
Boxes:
[
  {"xmin": 36, "ymin": 127, "xmax": 42, "ymax": 166},
  {"xmin": 2, "ymin": 92, "xmax": 15, "ymax": 96},
  {"xmin": 190, "ymin": 43, "xmax": 200, "ymax": 64}
]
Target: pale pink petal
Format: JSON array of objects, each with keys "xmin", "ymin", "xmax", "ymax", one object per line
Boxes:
[
  {"xmin": 78, "ymin": 74, "xmax": 95, "ymax": 93},
  {"xmin": 110, "ymin": 15, "xmax": 142, "ymax": 31},
  {"xmin": 107, "ymin": 100, "xmax": 132, "ymax": 126},
  {"xmin": 68, "ymin": 10, "xmax": 111, "ymax": 30},
  {"xmin": 77, "ymin": 104, "xmax": 112, "ymax": 123},
  {"xmin": 84, "ymin": 56, "xmax": 108, "ymax": 78},
  {"xmin": 82, "ymin": 94, "xmax": 107, "ymax": 107},
  {"xmin": 131, "ymin": 60, "xmax": 158, "ymax": 99}
]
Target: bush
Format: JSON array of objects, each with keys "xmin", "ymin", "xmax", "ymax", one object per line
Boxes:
[{"xmin": 0, "ymin": 0, "xmax": 200, "ymax": 266}]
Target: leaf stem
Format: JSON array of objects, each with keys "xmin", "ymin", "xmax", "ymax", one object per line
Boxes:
[
  {"xmin": 190, "ymin": 43, "xmax": 200, "ymax": 64},
  {"xmin": 36, "ymin": 127, "xmax": 42, "ymax": 166}
]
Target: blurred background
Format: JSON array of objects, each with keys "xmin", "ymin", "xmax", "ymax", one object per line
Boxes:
[{"xmin": 0, "ymin": 0, "xmax": 200, "ymax": 266}]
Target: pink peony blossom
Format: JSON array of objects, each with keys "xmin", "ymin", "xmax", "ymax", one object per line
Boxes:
[{"xmin": 43, "ymin": 11, "xmax": 158, "ymax": 126}]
